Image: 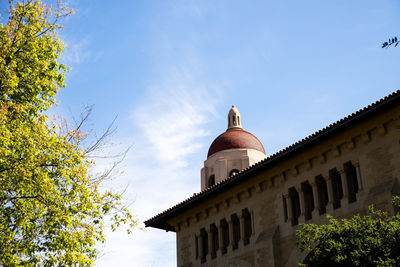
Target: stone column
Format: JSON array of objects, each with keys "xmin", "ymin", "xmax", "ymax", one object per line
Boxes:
[
  {"xmin": 251, "ymin": 210, "xmax": 255, "ymax": 237},
  {"xmin": 228, "ymin": 219, "xmax": 235, "ymax": 252},
  {"xmin": 326, "ymin": 173, "xmax": 334, "ymax": 214},
  {"xmin": 241, "ymin": 156, "xmax": 250, "ymax": 169},
  {"xmin": 239, "ymin": 213, "xmax": 246, "ymax": 247},
  {"xmin": 201, "ymin": 167, "xmax": 206, "ymax": 191},
  {"xmin": 297, "ymin": 185, "xmax": 306, "ymax": 223},
  {"xmin": 310, "ymin": 180, "xmax": 320, "ymax": 218},
  {"xmin": 216, "ymin": 158, "xmax": 228, "ymax": 182},
  {"xmin": 339, "ymin": 168, "xmax": 349, "ymax": 208}
]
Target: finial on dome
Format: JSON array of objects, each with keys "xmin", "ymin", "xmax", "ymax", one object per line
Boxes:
[{"xmin": 227, "ymin": 105, "xmax": 242, "ymax": 130}]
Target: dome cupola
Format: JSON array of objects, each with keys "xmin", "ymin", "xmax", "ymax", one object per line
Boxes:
[
  {"xmin": 200, "ymin": 106, "xmax": 267, "ymax": 190},
  {"xmin": 207, "ymin": 129, "xmax": 265, "ymax": 158},
  {"xmin": 208, "ymin": 105, "xmax": 265, "ymax": 158}
]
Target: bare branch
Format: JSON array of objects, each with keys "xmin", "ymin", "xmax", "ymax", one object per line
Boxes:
[
  {"xmin": 84, "ymin": 115, "xmax": 118, "ymax": 155},
  {"xmin": 90, "ymin": 146, "xmax": 131, "ymax": 184}
]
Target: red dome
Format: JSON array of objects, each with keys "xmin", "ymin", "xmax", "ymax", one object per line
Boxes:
[{"xmin": 207, "ymin": 129, "xmax": 265, "ymax": 157}]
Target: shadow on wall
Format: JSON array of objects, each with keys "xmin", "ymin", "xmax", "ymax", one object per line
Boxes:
[{"xmin": 227, "ymin": 259, "xmax": 253, "ymax": 267}]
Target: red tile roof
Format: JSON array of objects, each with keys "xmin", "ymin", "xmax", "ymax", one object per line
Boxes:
[{"xmin": 207, "ymin": 128, "xmax": 265, "ymax": 157}]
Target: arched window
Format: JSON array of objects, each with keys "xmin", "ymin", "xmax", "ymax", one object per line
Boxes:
[
  {"xmin": 289, "ymin": 187, "xmax": 300, "ymax": 226},
  {"xmin": 210, "ymin": 224, "xmax": 218, "ymax": 259},
  {"xmin": 344, "ymin": 162, "xmax": 358, "ymax": 203},
  {"xmin": 302, "ymin": 182, "xmax": 314, "ymax": 221},
  {"xmin": 231, "ymin": 214, "xmax": 240, "ymax": 250},
  {"xmin": 242, "ymin": 209, "xmax": 252, "ymax": 245},
  {"xmin": 200, "ymin": 228, "xmax": 208, "ymax": 263},
  {"xmin": 208, "ymin": 175, "xmax": 215, "ymax": 187},
  {"xmin": 220, "ymin": 219, "xmax": 229, "ymax": 254},
  {"xmin": 316, "ymin": 175, "xmax": 328, "ymax": 215},
  {"xmin": 229, "ymin": 169, "xmax": 240, "ymax": 177},
  {"xmin": 330, "ymin": 168, "xmax": 343, "ymax": 209}
]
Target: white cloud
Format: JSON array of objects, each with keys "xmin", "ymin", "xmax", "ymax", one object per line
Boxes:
[
  {"xmin": 95, "ymin": 64, "xmax": 222, "ymax": 266},
  {"xmin": 134, "ymin": 69, "xmax": 217, "ymax": 167},
  {"xmin": 61, "ymin": 36, "xmax": 102, "ymax": 65}
]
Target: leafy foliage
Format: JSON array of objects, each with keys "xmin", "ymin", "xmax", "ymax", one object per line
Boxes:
[
  {"xmin": 382, "ymin": 36, "xmax": 399, "ymax": 48},
  {"xmin": 297, "ymin": 197, "xmax": 400, "ymax": 267},
  {"xmin": 0, "ymin": 1, "xmax": 136, "ymax": 265}
]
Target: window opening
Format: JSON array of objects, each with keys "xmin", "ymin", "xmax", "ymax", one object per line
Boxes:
[
  {"xmin": 229, "ymin": 169, "xmax": 240, "ymax": 177},
  {"xmin": 330, "ymin": 169, "xmax": 343, "ymax": 209},
  {"xmin": 316, "ymin": 175, "xmax": 328, "ymax": 215},
  {"xmin": 200, "ymin": 228, "xmax": 208, "ymax": 263},
  {"xmin": 289, "ymin": 187, "xmax": 300, "ymax": 226},
  {"xmin": 210, "ymin": 224, "xmax": 218, "ymax": 259},
  {"xmin": 231, "ymin": 214, "xmax": 240, "ymax": 250},
  {"xmin": 242, "ymin": 209, "xmax": 252, "ymax": 245},
  {"xmin": 302, "ymin": 182, "xmax": 314, "ymax": 221},
  {"xmin": 220, "ymin": 219, "xmax": 229, "ymax": 255},
  {"xmin": 232, "ymin": 116, "xmax": 236, "ymax": 125},
  {"xmin": 344, "ymin": 162, "xmax": 358, "ymax": 203},
  {"xmin": 208, "ymin": 175, "xmax": 215, "ymax": 187}
]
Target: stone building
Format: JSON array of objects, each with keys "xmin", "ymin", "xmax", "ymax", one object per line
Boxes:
[{"xmin": 145, "ymin": 90, "xmax": 400, "ymax": 267}]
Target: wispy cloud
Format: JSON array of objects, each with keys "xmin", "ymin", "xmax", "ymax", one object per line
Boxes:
[
  {"xmin": 134, "ymin": 68, "xmax": 218, "ymax": 167},
  {"xmin": 61, "ymin": 36, "xmax": 102, "ymax": 65},
  {"xmin": 93, "ymin": 1, "xmax": 227, "ymax": 263},
  {"xmin": 96, "ymin": 61, "xmax": 222, "ymax": 266},
  {"xmin": 170, "ymin": 2, "xmax": 206, "ymax": 18}
]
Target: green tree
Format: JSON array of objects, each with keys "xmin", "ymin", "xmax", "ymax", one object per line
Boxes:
[
  {"xmin": 296, "ymin": 197, "xmax": 400, "ymax": 266},
  {"xmin": 0, "ymin": 1, "xmax": 136, "ymax": 265}
]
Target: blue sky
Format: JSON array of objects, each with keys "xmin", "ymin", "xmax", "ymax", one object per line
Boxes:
[{"xmin": 19, "ymin": 0, "xmax": 400, "ymax": 266}]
